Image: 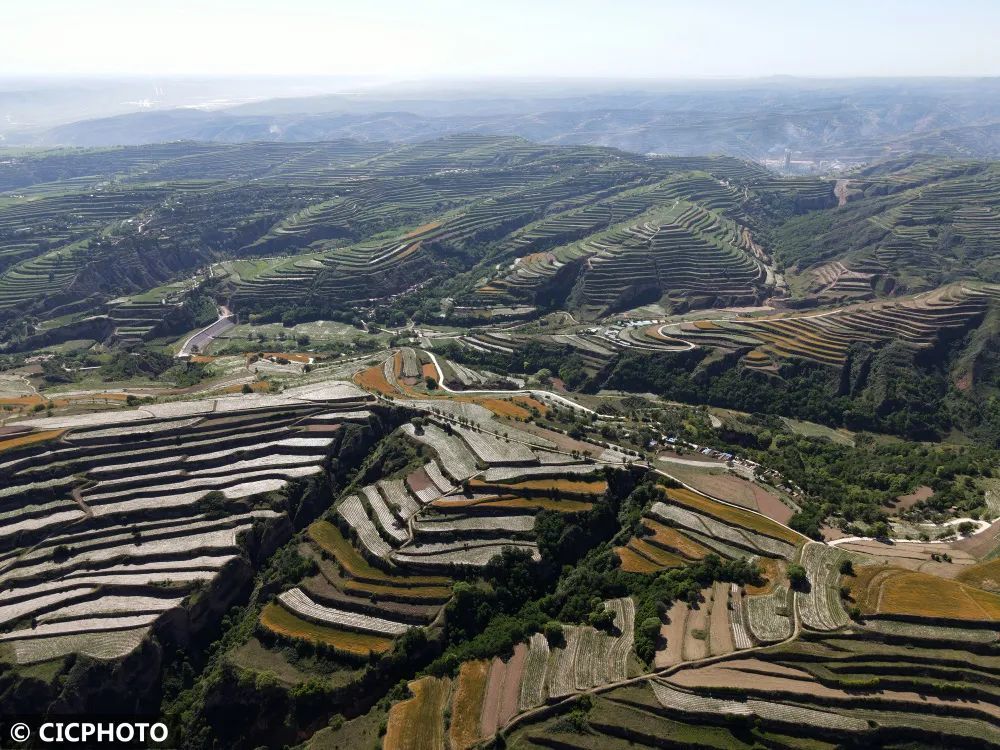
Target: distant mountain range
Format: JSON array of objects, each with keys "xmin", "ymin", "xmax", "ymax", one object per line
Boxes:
[{"xmin": 3, "ymin": 77, "xmax": 1000, "ymax": 165}]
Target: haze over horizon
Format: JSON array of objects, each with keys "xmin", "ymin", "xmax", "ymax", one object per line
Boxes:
[{"xmin": 3, "ymin": 0, "xmax": 998, "ymax": 80}]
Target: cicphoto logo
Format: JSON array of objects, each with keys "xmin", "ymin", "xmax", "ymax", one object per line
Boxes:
[{"xmin": 6, "ymin": 720, "xmax": 168, "ymax": 745}]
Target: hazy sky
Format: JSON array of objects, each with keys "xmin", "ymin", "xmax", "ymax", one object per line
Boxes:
[{"xmin": 3, "ymin": 0, "xmax": 998, "ymax": 79}]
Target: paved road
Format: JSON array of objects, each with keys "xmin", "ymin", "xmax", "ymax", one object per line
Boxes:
[{"xmin": 177, "ymin": 308, "xmax": 235, "ymax": 357}]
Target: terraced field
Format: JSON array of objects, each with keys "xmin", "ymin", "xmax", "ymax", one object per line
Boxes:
[
  {"xmin": 821, "ymin": 160, "xmax": 1000, "ymax": 285},
  {"xmin": 475, "ymin": 192, "xmax": 773, "ymax": 317},
  {"xmin": 427, "ymin": 598, "xmax": 637, "ymax": 747},
  {"xmin": 669, "ymin": 281, "xmax": 1000, "ymax": 367},
  {"xmin": 507, "ymin": 625, "xmax": 1000, "ymax": 748},
  {"xmin": 250, "ymin": 377, "xmax": 628, "ymax": 662},
  {"xmin": 0, "ymin": 381, "xmax": 376, "ymax": 665},
  {"xmin": 847, "ymin": 564, "xmax": 1000, "ymax": 623},
  {"xmin": 5, "ymin": 135, "xmax": 1000, "ymax": 750},
  {"xmin": 0, "ymin": 136, "xmax": 846, "ymax": 351}
]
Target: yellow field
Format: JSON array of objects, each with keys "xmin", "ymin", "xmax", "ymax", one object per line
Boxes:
[
  {"xmin": 307, "ymin": 520, "xmax": 448, "ymax": 587},
  {"xmin": 956, "ymin": 558, "xmax": 1000, "ymax": 593},
  {"xmin": 448, "ymin": 660, "xmax": 489, "ymax": 750},
  {"xmin": 1, "ymin": 394, "xmax": 126, "ymax": 412},
  {"xmin": 642, "ymin": 519, "xmax": 710, "ymax": 560},
  {"xmin": 620, "ymin": 537, "xmax": 684, "ymax": 573},
  {"xmin": 0, "ymin": 395, "xmax": 47, "ymax": 407},
  {"xmin": 513, "ymin": 396, "xmax": 548, "ymax": 415},
  {"xmin": 616, "ymin": 545, "xmax": 665, "ymax": 573},
  {"xmin": 384, "ymin": 676, "xmax": 452, "ymax": 750},
  {"xmin": 403, "ymin": 220, "xmax": 444, "ymax": 239},
  {"xmin": 849, "ymin": 565, "xmax": 1000, "ymax": 621},
  {"xmin": 631, "ymin": 538, "xmax": 684, "ymax": 567},
  {"xmin": 665, "ymin": 487, "xmax": 803, "ymax": 546},
  {"xmin": 529, "ymin": 477, "xmax": 607, "ymax": 493},
  {"xmin": 221, "ymin": 380, "xmax": 270, "ymax": 394},
  {"xmin": 0, "ymin": 429, "xmax": 65, "ymax": 454},
  {"xmin": 476, "ymin": 397, "xmax": 533, "ymax": 420},
  {"xmin": 745, "ymin": 556, "xmax": 787, "ymax": 595},
  {"xmin": 259, "ymin": 603, "xmax": 393, "ymax": 655}
]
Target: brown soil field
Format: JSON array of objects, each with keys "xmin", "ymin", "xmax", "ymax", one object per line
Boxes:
[
  {"xmin": 479, "ymin": 658, "xmax": 506, "ymax": 737},
  {"xmin": 708, "ymin": 581, "xmax": 735, "ymax": 656},
  {"xmin": 662, "ymin": 463, "xmax": 792, "ymax": 523},
  {"xmin": 353, "ymin": 363, "xmax": 399, "ymax": 396},
  {"xmin": 849, "ymin": 564, "xmax": 1000, "ymax": 621},
  {"xmin": 952, "ymin": 519, "xmax": 1000, "ymax": 558},
  {"xmin": 669, "ymin": 658, "xmax": 1000, "ymax": 721},
  {"xmin": 448, "ymin": 660, "xmax": 490, "ymax": 750},
  {"xmin": 504, "ymin": 421, "xmax": 600, "ymax": 455},
  {"xmin": 664, "ymin": 487, "xmax": 802, "ymax": 546},
  {"xmin": 497, "ymin": 643, "xmax": 527, "ymax": 727},
  {"xmin": 892, "ymin": 485, "xmax": 933, "ymax": 512},
  {"xmin": 754, "ymin": 493, "xmax": 795, "ymax": 525},
  {"xmin": 421, "ymin": 362, "xmax": 438, "ymax": 381},
  {"xmin": 406, "ymin": 467, "xmax": 434, "ymax": 493},
  {"xmin": 820, "ymin": 523, "xmax": 851, "ymax": 542},
  {"xmin": 682, "ymin": 588, "xmax": 712, "ymax": 661},
  {"xmin": 836, "ymin": 539, "xmax": 975, "ymax": 578},
  {"xmin": 384, "ymin": 676, "xmax": 451, "ymax": 750},
  {"xmin": 654, "ymin": 600, "xmax": 688, "ymax": 668},
  {"xmin": 669, "ymin": 660, "xmax": 846, "ymax": 697}
]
